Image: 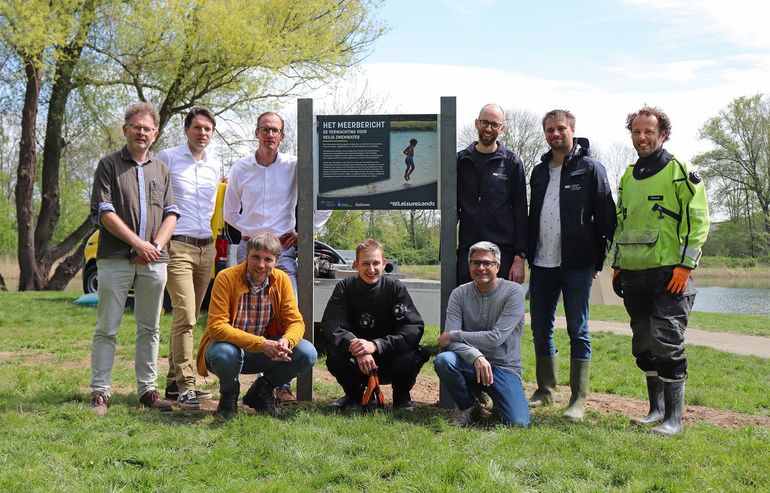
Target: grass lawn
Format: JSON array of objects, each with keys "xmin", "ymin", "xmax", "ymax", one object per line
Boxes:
[
  {"xmin": 1, "ymin": 291, "xmax": 768, "ymax": 491},
  {"xmin": 574, "ymin": 304, "xmax": 770, "ymax": 338}
]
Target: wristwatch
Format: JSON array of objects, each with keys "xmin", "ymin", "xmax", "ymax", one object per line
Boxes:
[{"xmin": 152, "ymin": 242, "xmax": 162, "ymax": 252}]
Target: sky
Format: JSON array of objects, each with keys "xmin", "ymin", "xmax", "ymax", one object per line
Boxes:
[{"xmin": 304, "ymin": 0, "xmax": 770, "ymax": 165}]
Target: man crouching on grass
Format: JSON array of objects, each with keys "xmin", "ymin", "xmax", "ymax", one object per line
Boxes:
[
  {"xmin": 434, "ymin": 241, "xmax": 530, "ymax": 427},
  {"xmin": 195, "ymin": 232, "xmax": 317, "ymax": 418},
  {"xmin": 321, "ymin": 238, "xmax": 429, "ymax": 411}
]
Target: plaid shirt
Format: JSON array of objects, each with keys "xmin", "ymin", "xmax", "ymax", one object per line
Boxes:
[{"xmin": 233, "ymin": 273, "xmax": 272, "ymax": 335}]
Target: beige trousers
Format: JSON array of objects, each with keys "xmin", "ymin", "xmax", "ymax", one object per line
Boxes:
[{"xmin": 165, "ymin": 239, "xmax": 216, "ymax": 392}]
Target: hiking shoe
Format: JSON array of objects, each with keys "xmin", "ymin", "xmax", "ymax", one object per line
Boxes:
[
  {"xmin": 216, "ymin": 390, "xmax": 239, "ymax": 419},
  {"xmin": 276, "ymin": 386, "xmax": 297, "ymax": 405},
  {"xmin": 139, "ymin": 389, "xmax": 173, "ymax": 412},
  {"xmin": 177, "ymin": 389, "xmax": 201, "ymax": 410},
  {"xmin": 90, "ymin": 392, "xmax": 110, "ymax": 416},
  {"xmin": 242, "ymin": 378, "xmax": 279, "ymax": 417},
  {"xmin": 452, "ymin": 403, "xmax": 481, "ymax": 427},
  {"xmin": 166, "ymin": 381, "xmax": 212, "ymax": 401}
]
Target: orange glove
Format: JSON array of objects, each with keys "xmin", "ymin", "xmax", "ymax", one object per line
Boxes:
[{"xmin": 667, "ymin": 267, "xmax": 691, "ymax": 294}]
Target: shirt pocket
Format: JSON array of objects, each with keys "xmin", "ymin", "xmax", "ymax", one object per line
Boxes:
[
  {"xmin": 616, "ymin": 229, "xmax": 661, "ymax": 269},
  {"xmin": 149, "ymin": 179, "xmax": 164, "ymax": 207}
]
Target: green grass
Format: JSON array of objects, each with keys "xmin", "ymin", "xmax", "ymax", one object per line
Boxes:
[
  {"xmin": 0, "ymin": 291, "xmax": 768, "ymax": 491},
  {"xmin": 572, "ymin": 304, "xmax": 770, "ymax": 337}
]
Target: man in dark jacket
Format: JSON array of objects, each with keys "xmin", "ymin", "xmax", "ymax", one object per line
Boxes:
[
  {"xmin": 456, "ymin": 103, "xmax": 528, "ymax": 285},
  {"xmin": 322, "ymin": 239, "xmax": 429, "ymax": 411},
  {"xmin": 527, "ymin": 109, "xmax": 616, "ymax": 422}
]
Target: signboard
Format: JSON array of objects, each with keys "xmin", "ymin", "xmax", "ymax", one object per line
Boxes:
[{"xmin": 317, "ymin": 114, "xmax": 438, "ymax": 209}]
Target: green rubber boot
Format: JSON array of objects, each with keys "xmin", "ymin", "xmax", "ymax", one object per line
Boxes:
[
  {"xmin": 528, "ymin": 354, "xmax": 558, "ymax": 408},
  {"xmin": 563, "ymin": 358, "xmax": 590, "ymax": 422}
]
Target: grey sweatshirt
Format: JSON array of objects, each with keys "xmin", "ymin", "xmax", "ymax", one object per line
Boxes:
[{"xmin": 444, "ymin": 279, "xmax": 526, "ymax": 376}]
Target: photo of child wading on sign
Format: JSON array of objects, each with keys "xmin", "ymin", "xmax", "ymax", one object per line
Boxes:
[{"xmin": 403, "ymin": 138, "xmax": 417, "ymax": 182}]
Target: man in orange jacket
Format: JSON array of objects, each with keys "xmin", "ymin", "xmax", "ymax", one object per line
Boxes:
[{"xmin": 197, "ymin": 231, "xmax": 317, "ymax": 418}]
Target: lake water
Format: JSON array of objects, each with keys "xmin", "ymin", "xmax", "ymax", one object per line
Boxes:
[{"xmin": 692, "ymin": 286, "xmax": 770, "ymax": 317}]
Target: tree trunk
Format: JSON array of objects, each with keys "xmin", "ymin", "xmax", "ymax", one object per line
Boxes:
[
  {"xmin": 0, "ymin": 273, "xmax": 6, "ymax": 292},
  {"xmin": 33, "ymin": 0, "xmax": 98, "ymax": 289},
  {"xmin": 46, "ymin": 233, "xmax": 91, "ymax": 291},
  {"xmin": 34, "ymin": 217, "xmax": 95, "ymax": 290},
  {"xmin": 15, "ymin": 59, "xmax": 41, "ymax": 291}
]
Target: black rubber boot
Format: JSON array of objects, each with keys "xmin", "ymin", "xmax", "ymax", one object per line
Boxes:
[
  {"xmin": 243, "ymin": 378, "xmax": 279, "ymax": 417},
  {"xmin": 528, "ymin": 354, "xmax": 558, "ymax": 408},
  {"xmin": 216, "ymin": 390, "xmax": 239, "ymax": 419},
  {"xmin": 630, "ymin": 372, "xmax": 665, "ymax": 426},
  {"xmin": 652, "ymin": 378, "xmax": 685, "ymax": 436}
]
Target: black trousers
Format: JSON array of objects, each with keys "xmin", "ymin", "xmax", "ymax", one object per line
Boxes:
[
  {"xmin": 326, "ymin": 344, "xmax": 430, "ymax": 399},
  {"xmin": 620, "ymin": 267, "xmax": 695, "ymax": 380}
]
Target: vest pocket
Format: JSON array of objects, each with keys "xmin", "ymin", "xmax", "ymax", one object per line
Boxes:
[{"xmin": 616, "ymin": 229, "xmax": 661, "ymax": 269}]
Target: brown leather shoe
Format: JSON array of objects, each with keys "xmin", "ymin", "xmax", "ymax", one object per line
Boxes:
[
  {"xmin": 90, "ymin": 392, "xmax": 110, "ymax": 416},
  {"xmin": 139, "ymin": 389, "xmax": 173, "ymax": 412},
  {"xmin": 276, "ymin": 387, "xmax": 297, "ymax": 405}
]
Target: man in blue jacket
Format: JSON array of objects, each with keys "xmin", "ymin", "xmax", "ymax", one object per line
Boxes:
[
  {"xmin": 456, "ymin": 104, "xmax": 528, "ymax": 285},
  {"xmin": 527, "ymin": 109, "xmax": 616, "ymax": 422}
]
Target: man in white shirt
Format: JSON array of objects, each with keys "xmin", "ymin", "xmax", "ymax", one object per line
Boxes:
[
  {"xmin": 157, "ymin": 107, "xmax": 221, "ymax": 410},
  {"xmin": 223, "ymin": 111, "xmax": 331, "ymax": 403},
  {"xmin": 224, "ymin": 111, "xmax": 331, "ymax": 292}
]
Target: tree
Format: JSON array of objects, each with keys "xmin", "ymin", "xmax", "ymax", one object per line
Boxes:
[
  {"xmin": 458, "ymin": 108, "xmax": 546, "ymax": 178},
  {"xmin": 0, "ymin": 0, "xmax": 383, "ymax": 290},
  {"xmin": 694, "ymin": 94, "xmax": 770, "ymax": 250},
  {"xmin": 593, "ymin": 141, "xmax": 637, "ymax": 198}
]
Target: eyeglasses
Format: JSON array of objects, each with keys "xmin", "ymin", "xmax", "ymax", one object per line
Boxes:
[
  {"xmin": 127, "ymin": 124, "xmax": 156, "ymax": 134},
  {"xmin": 470, "ymin": 260, "xmax": 498, "ymax": 269},
  {"xmin": 258, "ymin": 126, "xmax": 283, "ymax": 135},
  {"xmin": 478, "ymin": 119, "xmax": 503, "ymax": 130}
]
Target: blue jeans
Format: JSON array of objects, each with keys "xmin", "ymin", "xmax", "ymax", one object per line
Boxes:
[
  {"xmin": 205, "ymin": 339, "xmax": 317, "ymax": 394},
  {"xmin": 529, "ymin": 266, "xmax": 593, "ymax": 360},
  {"xmin": 433, "ymin": 352, "xmax": 530, "ymax": 427}
]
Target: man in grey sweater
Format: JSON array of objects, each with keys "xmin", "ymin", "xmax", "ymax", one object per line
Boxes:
[{"xmin": 434, "ymin": 241, "xmax": 530, "ymax": 427}]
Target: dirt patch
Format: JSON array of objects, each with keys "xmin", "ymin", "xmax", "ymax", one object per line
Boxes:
[{"xmin": 310, "ymin": 368, "xmax": 770, "ymax": 430}]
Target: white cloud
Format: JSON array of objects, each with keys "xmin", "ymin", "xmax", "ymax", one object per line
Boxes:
[
  {"xmin": 620, "ymin": 0, "xmax": 770, "ymax": 50},
  {"xmin": 604, "ymin": 59, "xmax": 717, "ymax": 84}
]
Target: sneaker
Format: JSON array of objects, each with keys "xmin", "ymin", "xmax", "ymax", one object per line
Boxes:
[
  {"xmin": 90, "ymin": 392, "xmax": 110, "ymax": 416},
  {"xmin": 164, "ymin": 381, "xmax": 179, "ymax": 399},
  {"xmin": 242, "ymin": 378, "xmax": 279, "ymax": 417},
  {"xmin": 452, "ymin": 403, "xmax": 481, "ymax": 427},
  {"xmin": 166, "ymin": 381, "xmax": 212, "ymax": 401},
  {"xmin": 216, "ymin": 390, "xmax": 239, "ymax": 419},
  {"xmin": 177, "ymin": 389, "xmax": 200, "ymax": 410},
  {"xmin": 276, "ymin": 386, "xmax": 297, "ymax": 405},
  {"xmin": 139, "ymin": 389, "xmax": 173, "ymax": 412}
]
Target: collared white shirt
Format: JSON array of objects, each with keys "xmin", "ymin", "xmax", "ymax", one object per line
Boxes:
[
  {"xmin": 156, "ymin": 143, "xmax": 220, "ymax": 238},
  {"xmin": 224, "ymin": 151, "xmax": 332, "ymax": 236}
]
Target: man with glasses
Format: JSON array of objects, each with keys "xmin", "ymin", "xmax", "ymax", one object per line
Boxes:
[
  {"xmin": 157, "ymin": 107, "xmax": 220, "ymax": 410},
  {"xmin": 223, "ymin": 111, "xmax": 330, "ymax": 404},
  {"xmin": 526, "ymin": 109, "xmax": 616, "ymax": 422},
  {"xmin": 434, "ymin": 241, "xmax": 530, "ymax": 427},
  {"xmin": 456, "ymin": 103, "xmax": 528, "ymax": 285},
  {"xmin": 89, "ymin": 102, "xmax": 180, "ymax": 415}
]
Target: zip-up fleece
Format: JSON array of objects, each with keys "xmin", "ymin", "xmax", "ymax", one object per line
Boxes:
[{"xmin": 456, "ymin": 141, "xmax": 528, "ymax": 254}]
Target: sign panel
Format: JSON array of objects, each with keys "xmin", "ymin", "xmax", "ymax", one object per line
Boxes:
[{"xmin": 317, "ymin": 114, "xmax": 438, "ymax": 209}]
